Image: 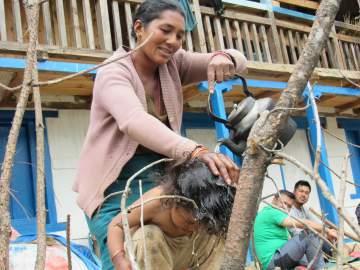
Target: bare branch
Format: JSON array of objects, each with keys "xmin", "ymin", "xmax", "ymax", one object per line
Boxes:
[
  {"xmin": 337, "ymin": 154, "xmax": 350, "ymax": 270},
  {"xmin": 139, "ymin": 180, "xmax": 149, "ymax": 270},
  {"xmin": 66, "ymin": 214, "xmax": 72, "ymax": 270},
  {"xmin": 32, "ymin": 33, "xmax": 154, "ymax": 88},
  {"xmin": 0, "ymin": 1, "xmax": 41, "ymax": 266}
]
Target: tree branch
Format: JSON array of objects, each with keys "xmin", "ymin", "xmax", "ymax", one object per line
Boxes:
[{"xmin": 221, "ymin": 1, "xmax": 343, "ymax": 268}]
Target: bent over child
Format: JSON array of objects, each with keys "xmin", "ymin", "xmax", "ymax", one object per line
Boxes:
[{"xmin": 107, "ymin": 159, "xmax": 236, "ymax": 270}]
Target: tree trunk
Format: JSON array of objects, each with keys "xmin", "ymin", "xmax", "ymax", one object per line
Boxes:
[
  {"xmin": 0, "ymin": 1, "xmax": 40, "ymax": 269},
  {"xmin": 220, "ymin": 0, "xmax": 343, "ymax": 269}
]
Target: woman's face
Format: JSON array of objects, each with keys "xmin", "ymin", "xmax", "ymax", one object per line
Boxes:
[{"xmin": 134, "ymin": 10, "xmax": 185, "ymax": 65}]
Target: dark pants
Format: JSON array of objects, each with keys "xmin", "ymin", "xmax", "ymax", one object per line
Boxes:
[
  {"xmin": 267, "ymin": 231, "xmax": 325, "ymax": 270},
  {"xmin": 86, "ymin": 152, "xmax": 165, "ymax": 270}
]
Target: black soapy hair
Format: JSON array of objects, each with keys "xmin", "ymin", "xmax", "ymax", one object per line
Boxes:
[
  {"xmin": 158, "ymin": 158, "xmax": 236, "ymax": 237},
  {"xmin": 131, "ymin": 0, "xmax": 185, "ymax": 39}
]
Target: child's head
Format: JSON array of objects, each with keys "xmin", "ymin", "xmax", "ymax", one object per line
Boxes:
[{"xmin": 158, "ymin": 158, "xmax": 236, "ymax": 236}]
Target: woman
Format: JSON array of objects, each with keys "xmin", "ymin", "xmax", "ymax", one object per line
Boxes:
[{"xmin": 73, "ymin": 0, "xmax": 247, "ymax": 269}]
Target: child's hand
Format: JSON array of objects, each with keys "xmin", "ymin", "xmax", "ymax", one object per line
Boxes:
[{"xmin": 112, "ymin": 253, "xmax": 132, "ymax": 270}]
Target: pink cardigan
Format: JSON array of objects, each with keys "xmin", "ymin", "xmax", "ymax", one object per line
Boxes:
[{"xmin": 73, "ymin": 48, "xmax": 247, "ymax": 217}]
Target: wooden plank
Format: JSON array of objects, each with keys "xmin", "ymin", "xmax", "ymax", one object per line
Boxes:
[
  {"xmin": 279, "ymin": 28, "xmax": 289, "ymax": 64},
  {"xmin": 336, "ymin": 34, "xmax": 360, "ymax": 45},
  {"xmin": 335, "ymin": 21, "xmax": 360, "ymax": 33},
  {"xmin": 96, "ymin": 0, "xmax": 112, "ymax": 51},
  {"xmin": 192, "ymin": 0, "xmax": 207, "ymax": 53},
  {"xmin": 275, "ymin": 19, "xmax": 312, "ymax": 34},
  {"xmin": 251, "ymin": 24, "xmax": 262, "ymax": 62},
  {"xmin": 342, "ymin": 42, "xmax": 354, "ymax": 70},
  {"xmin": 259, "ymin": 25, "xmax": 271, "ymax": 63},
  {"xmin": 233, "ymin": 20, "xmax": 244, "ymax": 54},
  {"xmin": 331, "ymin": 26, "xmax": 346, "ymax": 69},
  {"xmin": 214, "ymin": 17, "xmax": 225, "ymax": 50},
  {"xmin": 265, "ymin": 9, "xmax": 283, "ymax": 63},
  {"xmin": 0, "ymin": 0, "xmax": 7, "ymax": 41},
  {"xmin": 356, "ymin": 44, "xmax": 360, "ymax": 70},
  {"xmin": 56, "ymin": 0, "xmax": 68, "ymax": 47},
  {"xmin": 12, "ymin": 0, "xmax": 22, "ymax": 42},
  {"xmin": 224, "ymin": 19, "xmax": 234, "ymax": 49},
  {"xmin": 294, "ymin": 31, "xmax": 303, "ymax": 53},
  {"xmin": 326, "ymin": 40, "xmax": 336, "ymax": 68},
  {"xmin": 336, "ymin": 98, "xmax": 360, "ymax": 113},
  {"xmin": 277, "ymin": 0, "xmax": 319, "ymax": 10},
  {"xmin": 287, "ymin": 30, "xmax": 297, "ymax": 63},
  {"xmin": 83, "ymin": 0, "xmax": 95, "ymax": 49},
  {"xmin": 241, "ymin": 22, "xmax": 253, "ymax": 61},
  {"xmin": 185, "ymin": 32, "xmax": 194, "ymax": 52},
  {"xmin": 112, "ymin": 0, "xmax": 123, "ymax": 49},
  {"xmin": 42, "ymin": 1, "xmax": 54, "ymax": 45},
  {"xmin": 204, "ymin": 16, "xmax": 215, "ymax": 52},
  {"xmin": 321, "ymin": 48, "xmax": 329, "ymax": 68},
  {"xmin": 125, "ymin": 2, "xmax": 135, "ymax": 49},
  {"xmin": 200, "ymin": 6, "xmax": 272, "ymax": 26},
  {"xmin": 350, "ymin": 43, "xmax": 359, "ymax": 70},
  {"xmin": 70, "ymin": 0, "xmax": 82, "ymax": 48}
]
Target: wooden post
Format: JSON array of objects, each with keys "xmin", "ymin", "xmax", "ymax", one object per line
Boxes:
[
  {"xmin": 112, "ymin": 0, "xmax": 123, "ymax": 49},
  {"xmin": 12, "ymin": 0, "xmax": 23, "ymax": 42},
  {"xmin": 192, "ymin": 0, "xmax": 207, "ymax": 53},
  {"xmin": 0, "ymin": 0, "xmax": 7, "ymax": 41},
  {"xmin": 83, "ymin": 0, "xmax": 95, "ymax": 49},
  {"xmin": 96, "ymin": 0, "xmax": 112, "ymax": 51},
  {"xmin": 331, "ymin": 26, "xmax": 346, "ymax": 69},
  {"xmin": 42, "ymin": 1, "xmax": 54, "ymax": 45},
  {"xmin": 70, "ymin": 0, "xmax": 82, "ymax": 48},
  {"xmin": 56, "ymin": 0, "xmax": 68, "ymax": 47},
  {"xmin": 261, "ymin": 0, "xmax": 284, "ymax": 63}
]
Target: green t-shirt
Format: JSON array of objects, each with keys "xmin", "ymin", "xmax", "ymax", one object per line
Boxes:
[{"xmin": 253, "ymin": 206, "xmax": 290, "ymax": 269}]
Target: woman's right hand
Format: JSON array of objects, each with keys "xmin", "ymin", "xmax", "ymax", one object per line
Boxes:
[
  {"xmin": 112, "ymin": 253, "xmax": 132, "ymax": 270},
  {"xmin": 197, "ymin": 152, "xmax": 240, "ymax": 185}
]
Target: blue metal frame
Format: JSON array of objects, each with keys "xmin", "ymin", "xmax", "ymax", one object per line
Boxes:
[
  {"xmin": 0, "ymin": 110, "xmax": 65, "ymax": 233},
  {"xmin": 337, "ymin": 118, "xmax": 360, "ymax": 199},
  {"xmin": 304, "ymin": 94, "xmax": 339, "ymax": 224}
]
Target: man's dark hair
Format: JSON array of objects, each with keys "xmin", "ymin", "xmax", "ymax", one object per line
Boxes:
[
  {"xmin": 294, "ymin": 180, "xmax": 311, "ymax": 192},
  {"xmin": 274, "ymin": 190, "xmax": 295, "ymax": 200},
  {"xmin": 158, "ymin": 158, "xmax": 236, "ymax": 237},
  {"xmin": 131, "ymin": 0, "xmax": 185, "ymax": 39}
]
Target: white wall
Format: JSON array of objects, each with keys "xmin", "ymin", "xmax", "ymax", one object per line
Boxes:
[
  {"xmin": 46, "ymin": 110, "xmax": 90, "ymax": 241},
  {"xmin": 46, "ymin": 113, "xmax": 359, "ymax": 241}
]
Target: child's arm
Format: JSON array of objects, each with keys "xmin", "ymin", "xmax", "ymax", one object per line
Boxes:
[{"xmin": 107, "ymin": 187, "xmax": 163, "ymax": 270}]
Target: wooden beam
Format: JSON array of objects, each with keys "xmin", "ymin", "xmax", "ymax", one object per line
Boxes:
[
  {"xmin": 336, "ymin": 98, "xmax": 360, "ymax": 113},
  {"xmin": 276, "ymin": 0, "xmax": 319, "ymax": 10}
]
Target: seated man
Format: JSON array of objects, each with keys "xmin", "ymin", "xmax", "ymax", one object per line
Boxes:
[
  {"xmin": 107, "ymin": 158, "xmax": 236, "ymax": 270},
  {"xmin": 254, "ymin": 190, "xmax": 337, "ymax": 270},
  {"xmin": 290, "ymin": 180, "xmax": 333, "ymax": 259}
]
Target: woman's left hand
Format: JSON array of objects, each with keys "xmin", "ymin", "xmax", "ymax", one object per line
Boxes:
[
  {"xmin": 197, "ymin": 152, "xmax": 240, "ymax": 185},
  {"xmin": 207, "ymin": 53, "xmax": 235, "ymax": 94}
]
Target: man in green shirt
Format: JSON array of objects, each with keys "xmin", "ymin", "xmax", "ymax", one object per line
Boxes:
[{"xmin": 254, "ymin": 190, "xmax": 337, "ymax": 269}]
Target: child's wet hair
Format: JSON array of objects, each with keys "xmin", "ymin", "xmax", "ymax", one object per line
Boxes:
[{"xmin": 158, "ymin": 158, "xmax": 236, "ymax": 237}]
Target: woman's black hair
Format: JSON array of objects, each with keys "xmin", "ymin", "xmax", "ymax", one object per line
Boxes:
[
  {"xmin": 131, "ymin": 0, "xmax": 186, "ymax": 39},
  {"xmin": 158, "ymin": 158, "xmax": 236, "ymax": 237}
]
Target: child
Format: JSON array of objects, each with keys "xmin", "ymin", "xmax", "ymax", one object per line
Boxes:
[{"xmin": 107, "ymin": 159, "xmax": 236, "ymax": 270}]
